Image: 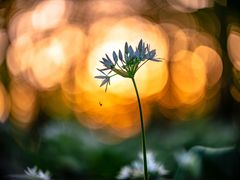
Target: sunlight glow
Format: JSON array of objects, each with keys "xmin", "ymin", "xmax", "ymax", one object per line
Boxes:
[
  {"xmin": 71, "ymin": 16, "xmax": 169, "ymax": 139},
  {"xmin": 227, "ymin": 25, "xmax": 240, "ymax": 71},
  {"xmin": 7, "ymin": 23, "xmax": 86, "ymax": 90},
  {"xmin": 0, "ymin": 30, "xmax": 8, "ymax": 65},
  {"xmin": 0, "ymin": 83, "xmax": 9, "ymax": 123},
  {"xmin": 171, "ymin": 50, "xmax": 206, "ymax": 102},
  {"xmin": 32, "ymin": 0, "xmax": 68, "ymax": 31},
  {"xmin": 87, "ymin": 17, "xmax": 169, "ymax": 98},
  {"xmin": 10, "ymin": 80, "xmax": 37, "ymax": 128},
  {"xmin": 194, "ymin": 46, "xmax": 223, "ymax": 87}
]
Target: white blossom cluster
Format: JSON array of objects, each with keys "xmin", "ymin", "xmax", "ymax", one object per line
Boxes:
[
  {"xmin": 117, "ymin": 151, "xmax": 168, "ymax": 179},
  {"xmin": 24, "ymin": 166, "xmax": 51, "ymax": 180}
]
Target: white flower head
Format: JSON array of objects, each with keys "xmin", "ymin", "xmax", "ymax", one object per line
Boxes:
[
  {"xmin": 95, "ymin": 39, "xmax": 162, "ymax": 91},
  {"xmin": 24, "ymin": 166, "xmax": 51, "ymax": 180},
  {"xmin": 117, "ymin": 151, "xmax": 168, "ymax": 179},
  {"xmin": 116, "ymin": 167, "xmax": 132, "ymax": 179},
  {"xmin": 174, "ymin": 150, "xmax": 201, "ymax": 178}
]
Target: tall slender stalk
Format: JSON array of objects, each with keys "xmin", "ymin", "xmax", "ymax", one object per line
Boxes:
[
  {"xmin": 95, "ymin": 39, "xmax": 161, "ymax": 179},
  {"xmin": 131, "ymin": 77, "xmax": 148, "ymax": 180}
]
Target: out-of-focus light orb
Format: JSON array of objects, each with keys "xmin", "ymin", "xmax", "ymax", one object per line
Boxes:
[
  {"xmin": 0, "ymin": 29, "xmax": 8, "ymax": 65},
  {"xmin": 158, "ymin": 83, "xmax": 183, "ymax": 109},
  {"xmin": 167, "ymin": 0, "xmax": 214, "ymax": 13},
  {"xmin": 32, "ymin": 0, "xmax": 69, "ymax": 31},
  {"xmin": 10, "ymin": 80, "xmax": 37, "ymax": 128},
  {"xmin": 76, "ymin": 103, "xmax": 150, "ymax": 140},
  {"xmin": 28, "ymin": 25, "xmax": 86, "ymax": 90},
  {"xmin": 230, "ymin": 85, "xmax": 240, "ymax": 102},
  {"xmin": 7, "ymin": 23, "xmax": 86, "ymax": 90},
  {"xmin": 183, "ymin": 29, "xmax": 220, "ymax": 53},
  {"xmin": 227, "ymin": 25, "xmax": 240, "ymax": 71},
  {"xmin": 171, "ymin": 50, "xmax": 207, "ymax": 105},
  {"xmin": 72, "ymin": 16, "xmax": 168, "ymax": 140},
  {"xmin": 87, "ymin": 16, "xmax": 169, "ymax": 99},
  {"xmin": 7, "ymin": 34, "xmax": 34, "ymax": 76},
  {"xmin": 161, "ymin": 23, "xmax": 188, "ymax": 58},
  {"xmin": 0, "ymin": 83, "xmax": 10, "ymax": 123},
  {"xmin": 194, "ymin": 46, "xmax": 223, "ymax": 87},
  {"xmin": 54, "ymin": 25, "xmax": 86, "ymax": 64},
  {"xmin": 85, "ymin": 0, "xmax": 149, "ymax": 25},
  {"xmin": 8, "ymin": 11, "xmax": 35, "ymax": 41},
  {"xmin": 28, "ymin": 38, "xmax": 67, "ymax": 89},
  {"xmin": 159, "ymin": 45, "xmax": 222, "ymax": 119},
  {"xmin": 86, "ymin": 0, "xmax": 135, "ymax": 19}
]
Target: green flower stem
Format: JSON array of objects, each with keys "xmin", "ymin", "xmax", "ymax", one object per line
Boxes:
[{"xmin": 131, "ymin": 77, "xmax": 148, "ymax": 180}]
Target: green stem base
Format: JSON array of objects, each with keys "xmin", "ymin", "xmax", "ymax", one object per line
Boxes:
[{"xmin": 131, "ymin": 77, "xmax": 148, "ymax": 180}]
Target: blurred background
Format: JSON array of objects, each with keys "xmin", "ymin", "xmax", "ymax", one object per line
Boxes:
[{"xmin": 0, "ymin": 0, "xmax": 240, "ymax": 179}]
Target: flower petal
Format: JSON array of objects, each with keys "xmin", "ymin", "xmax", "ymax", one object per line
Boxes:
[
  {"xmin": 94, "ymin": 75, "xmax": 107, "ymax": 79},
  {"xmin": 118, "ymin": 50, "xmax": 123, "ymax": 61},
  {"xmin": 112, "ymin": 51, "xmax": 118, "ymax": 63},
  {"xmin": 138, "ymin": 39, "xmax": 143, "ymax": 51},
  {"xmin": 128, "ymin": 45, "xmax": 134, "ymax": 58},
  {"xmin": 125, "ymin": 42, "xmax": 129, "ymax": 54},
  {"xmin": 100, "ymin": 78, "xmax": 110, "ymax": 87}
]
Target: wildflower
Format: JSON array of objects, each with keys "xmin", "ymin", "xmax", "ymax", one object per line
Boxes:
[
  {"xmin": 8, "ymin": 166, "xmax": 51, "ymax": 180},
  {"xmin": 95, "ymin": 39, "xmax": 162, "ymax": 91},
  {"xmin": 24, "ymin": 166, "xmax": 51, "ymax": 180},
  {"xmin": 174, "ymin": 150, "xmax": 201, "ymax": 178},
  {"xmin": 95, "ymin": 39, "xmax": 162, "ymax": 180},
  {"xmin": 117, "ymin": 151, "xmax": 168, "ymax": 179}
]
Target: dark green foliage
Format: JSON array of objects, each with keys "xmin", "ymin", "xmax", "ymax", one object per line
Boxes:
[{"xmin": 175, "ymin": 146, "xmax": 240, "ymax": 180}]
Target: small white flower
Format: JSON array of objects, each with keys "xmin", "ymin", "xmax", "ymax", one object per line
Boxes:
[
  {"xmin": 24, "ymin": 166, "xmax": 51, "ymax": 180},
  {"xmin": 175, "ymin": 150, "xmax": 198, "ymax": 167},
  {"xmin": 117, "ymin": 167, "xmax": 132, "ymax": 179},
  {"xmin": 174, "ymin": 150, "xmax": 201, "ymax": 178},
  {"xmin": 117, "ymin": 151, "xmax": 168, "ymax": 179}
]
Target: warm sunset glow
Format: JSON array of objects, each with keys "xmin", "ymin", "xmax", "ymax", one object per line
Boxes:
[
  {"xmin": 7, "ymin": 34, "xmax": 34, "ymax": 76},
  {"xmin": 7, "ymin": 23, "xmax": 86, "ymax": 90},
  {"xmin": 86, "ymin": 0, "xmax": 134, "ymax": 19},
  {"xmin": 69, "ymin": 16, "xmax": 169, "ymax": 138},
  {"xmin": 9, "ymin": 80, "xmax": 37, "ymax": 128},
  {"xmin": 8, "ymin": 11, "xmax": 35, "ymax": 41},
  {"xmin": 0, "ymin": 3, "xmax": 239, "ymax": 176},
  {"xmin": 0, "ymin": 30, "xmax": 8, "ymax": 65},
  {"xmin": 227, "ymin": 25, "xmax": 240, "ymax": 71},
  {"xmin": 54, "ymin": 25, "xmax": 86, "ymax": 63},
  {"xmin": 0, "ymin": 83, "xmax": 9, "ymax": 123},
  {"xmin": 160, "ymin": 23, "xmax": 188, "ymax": 59},
  {"xmin": 87, "ymin": 17, "xmax": 169, "ymax": 98},
  {"xmin": 32, "ymin": 0, "xmax": 68, "ymax": 31},
  {"xmin": 194, "ymin": 46, "xmax": 223, "ymax": 87},
  {"xmin": 76, "ymin": 102, "xmax": 150, "ymax": 141},
  {"xmin": 28, "ymin": 38, "xmax": 67, "ymax": 89},
  {"xmin": 158, "ymin": 83, "xmax": 183, "ymax": 109},
  {"xmin": 2, "ymin": 0, "xmax": 233, "ymax": 144},
  {"xmin": 157, "ymin": 28, "xmax": 222, "ymax": 119},
  {"xmin": 171, "ymin": 50, "xmax": 207, "ymax": 105}
]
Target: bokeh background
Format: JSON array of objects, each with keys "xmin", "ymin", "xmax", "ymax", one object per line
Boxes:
[{"xmin": 0, "ymin": 0, "xmax": 240, "ymax": 179}]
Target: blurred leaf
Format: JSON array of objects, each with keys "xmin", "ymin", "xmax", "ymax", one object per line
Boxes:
[{"xmin": 175, "ymin": 146, "xmax": 240, "ymax": 180}]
